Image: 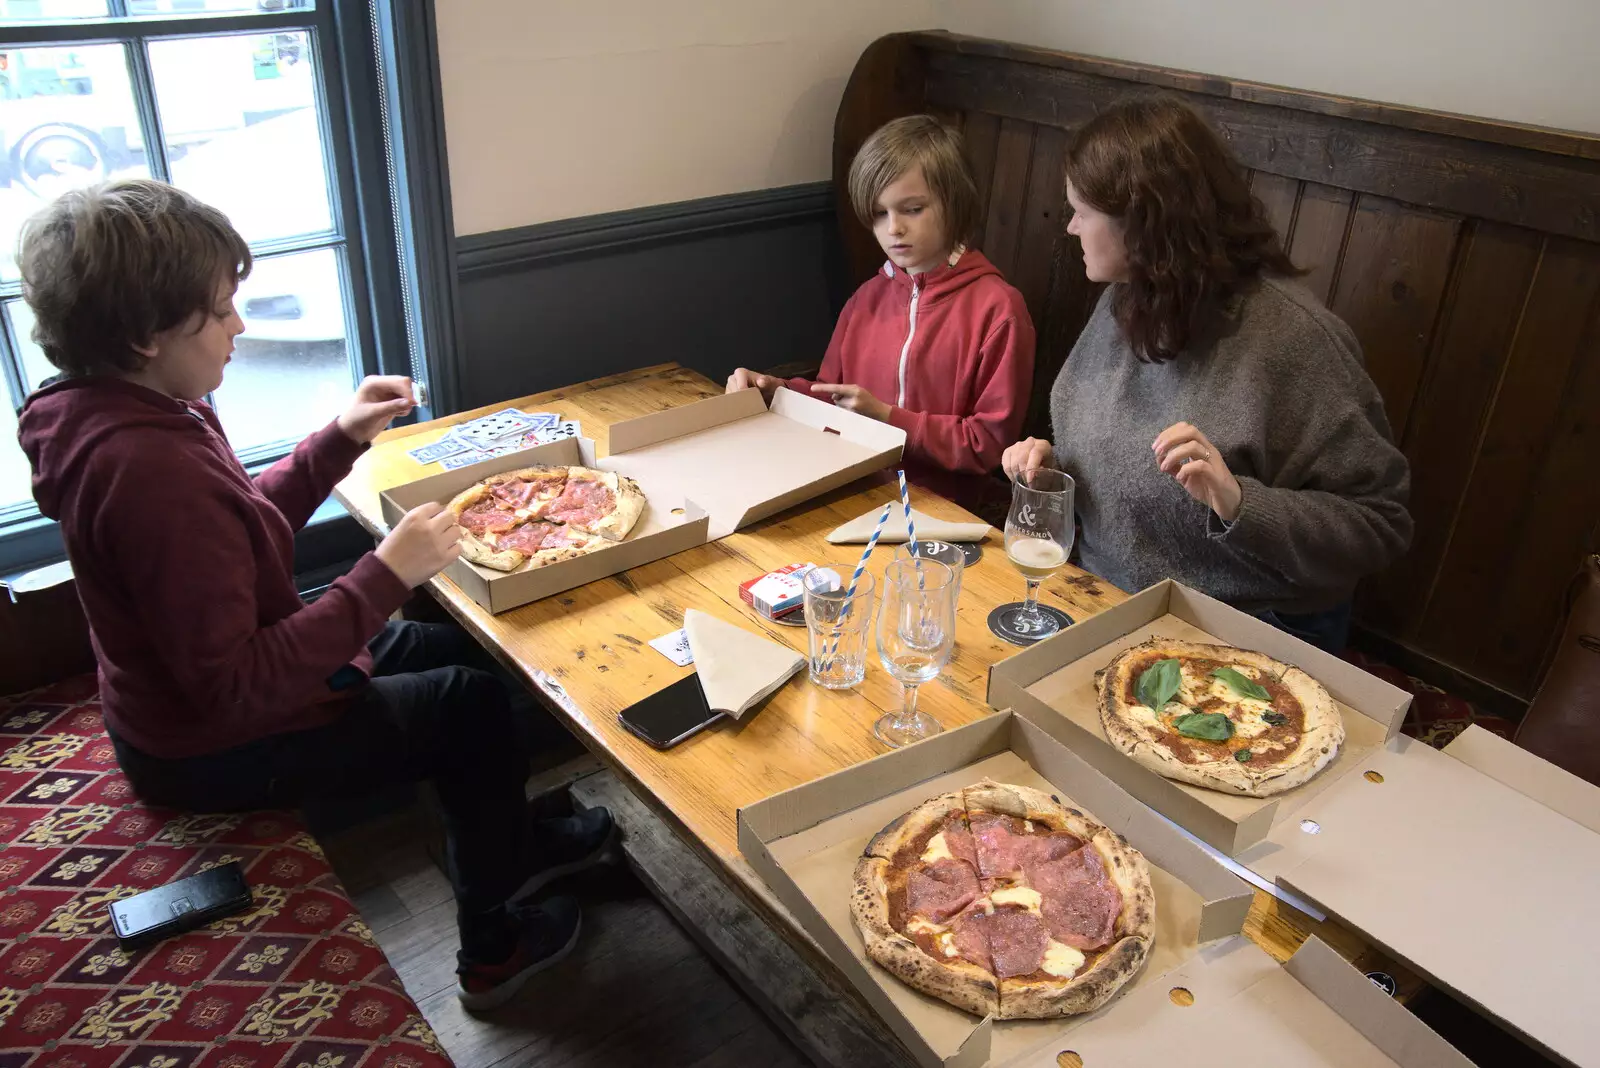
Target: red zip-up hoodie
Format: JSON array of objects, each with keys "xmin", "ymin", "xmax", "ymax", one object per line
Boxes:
[
  {"xmin": 787, "ymin": 249, "xmax": 1035, "ymax": 508},
  {"xmin": 18, "ymin": 377, "xmax": 411, "ymax": 759}
]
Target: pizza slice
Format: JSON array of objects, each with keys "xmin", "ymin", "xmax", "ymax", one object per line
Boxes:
[
  {"xmin": 485, "ymin": 465, "xmax": 570, "ymax": 518},
  {"xmin": 458, "ymin": 518, "xmax": 557, "ymax": 573},
  {"xmin": 1097, "ymin": 639, "xmax": 1344, "ymax": 796},
  {"xmin": 528, "ymin": 521, "xmax": 604, "ymax": 567},
  {"xmin": 543, "ymin": 467, "xmax": 646, "ymax": 541}
]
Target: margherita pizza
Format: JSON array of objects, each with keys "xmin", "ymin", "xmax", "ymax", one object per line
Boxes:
[
  {"xmin": 851, "ymin": 780, "xmax": 1154, "ymax": 1019},
  {"xmin": 1097, "ymin": 639, "xmax": 1344, "ymax": 797},
  {"xmin": 446, "ymin": 465, "xmax": 645, "ymax": 573}
]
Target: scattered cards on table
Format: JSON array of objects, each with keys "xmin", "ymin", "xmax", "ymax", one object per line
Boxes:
[
  {"xmin": 406, "ymin": 409, "xmax": 579, "ymax": 469},
  {"xmin": 650, "ymin": 628, "xmax": 695, "ymax": 667}
]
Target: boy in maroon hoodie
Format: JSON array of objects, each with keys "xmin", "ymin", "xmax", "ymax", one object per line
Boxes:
[
  {"xmin": 727, "ymin": 114, "xmax": 1036, "ymax": 511},
  {"xmin": 16, "ymin": 180, "xmax": 608, "ymax": 1011}
]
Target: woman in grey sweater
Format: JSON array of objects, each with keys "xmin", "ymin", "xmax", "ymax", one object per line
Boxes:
[{"xmin": 1002, "ymin": 96, "xmax": 1411, "ymax": 652}]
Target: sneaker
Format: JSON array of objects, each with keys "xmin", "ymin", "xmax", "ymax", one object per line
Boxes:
[
  {"xmin": 457, "ymin": 896, "xmax": 582, "ymax": 1012},
  {"xmin": 508, "ymin": 805, "xmax": 618, "ymax": 905}
]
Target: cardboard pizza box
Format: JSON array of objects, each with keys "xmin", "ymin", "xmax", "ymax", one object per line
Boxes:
[
  {"xmin": 378, "ymin": 388, "xmax": 904, "ymax": 612},
  {"xmin": 985, "ymin": 581, "xmax": 1412, "ymax": 856},
  {"xmin": 738, "ymin": 708, "xmax": 1468, "ymax": 1068},
  {"xmin": 1239, "ymin": 724, "xmax": 1600, "ymax": 1068}
]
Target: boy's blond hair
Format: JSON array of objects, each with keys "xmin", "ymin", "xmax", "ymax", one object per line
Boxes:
[
  {"xmin": 847, "ymin": 115, "xmax": 981, "ymax": 249},
  {"xmin": 18, "ymin": 179, "xmax": 251, "ymax": 378}
]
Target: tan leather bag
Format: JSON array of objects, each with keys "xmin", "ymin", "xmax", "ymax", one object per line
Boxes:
[{"xmin": 1514, "ymin": 554, "xmax": 1600, "ymax": 786}]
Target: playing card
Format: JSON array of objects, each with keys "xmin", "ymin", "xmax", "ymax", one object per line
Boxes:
[
  {"xmin": 522, "ymin": 411, "xmax": 560, "ymax": 430},
  {"xmin": 407, "ymin": 437, "xmax": 469, "ymax": 465},
  {"xmin": 452, "ymin": 409, "xmax": 538, "ymax": 450},
  {"xmin": 440, "ymin": 450, "xmax": 490, "ymax": 471},
  {"xmin": 649, "ymin": 628, "xmax": 695, "ymax": 667}
]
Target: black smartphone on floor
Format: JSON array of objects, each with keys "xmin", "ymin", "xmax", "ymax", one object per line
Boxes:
[
  {"xmin": 109, "ymin": 860, "xmax": 253, "ymax": 950},
  {"xmin": 618, "ymin": 674, "xmax": 723, "ymax": 749}
]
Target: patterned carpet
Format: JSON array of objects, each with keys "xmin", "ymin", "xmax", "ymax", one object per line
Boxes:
[
  {"xmin": 0, "ymin": 676, "xmax": 453, "ymax": 1068},
  {"xmin": 1340, "ymin": 649, "xmax": 1518, "ymax": 749}
]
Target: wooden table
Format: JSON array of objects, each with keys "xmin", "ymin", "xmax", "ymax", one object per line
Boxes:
[{"xmin": 334, "ymin": 363, "xmax": 1414, "ymax": 1063}]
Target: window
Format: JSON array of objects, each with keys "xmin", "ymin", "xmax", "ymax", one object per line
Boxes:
[{"xmin": 0, "ymin": 0, "xmax": 455, "ymax": 574}]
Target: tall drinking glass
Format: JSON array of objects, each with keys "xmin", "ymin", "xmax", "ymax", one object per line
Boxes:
[
  {"xmin": 874, "ymin": 559, "xmax": 957, "ymax": 748},
  {"xmin": 992, "ymin": 468, "xmax": 1075, "ymax": 644}
]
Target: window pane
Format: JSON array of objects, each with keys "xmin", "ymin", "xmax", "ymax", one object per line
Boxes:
[
  {"xmin": 156, "ymin": 31, "xmax": 331, "ymax": 244},
  {"xmin": 0, "ymin": 43, "xmax": 151, "ymax": 282},
  {"xmin": 0, "ymin": 2, "xmax": 110, "ymax": 22},
  {"xmin": 128, "ymin": 1, "xmax": 313, "ymax": 15},
  {"xmin": 0, "ymin": 392, "xmax": 33, "ymax": 512},
  {"xmin": 212, "ymin": 246, "xmax": 351, "ymax": 452},
  {"xmin": 6, "ymin": 299, "xmax": 60, "ymax": 395}
]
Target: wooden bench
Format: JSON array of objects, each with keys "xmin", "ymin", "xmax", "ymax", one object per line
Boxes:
[{"xmin": 831, "ymin": 30, "xmax": 1600, "ymax": 717}]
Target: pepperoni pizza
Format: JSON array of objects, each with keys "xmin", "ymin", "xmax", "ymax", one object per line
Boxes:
[
  {"xmin": 1097, "ymin": 639, "xmax": 1345, "ymax": 797},
  {"xmin": 446, "ymin": 465, "xmax": 646, "ymax": 573},
  {"xmin": 851, "ymin": 780, "xmax": 1155, "ymax": 1019}
]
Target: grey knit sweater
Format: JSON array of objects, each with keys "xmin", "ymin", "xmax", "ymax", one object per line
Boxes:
[{"xmin": 1050, "ymin": 276, "xmax": 1412, "ymax": 614}]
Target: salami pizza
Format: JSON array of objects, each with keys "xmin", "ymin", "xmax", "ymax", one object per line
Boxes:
[
  {"xmin": 446, "ymin": 465, "xmax": 645, "ymax": 573},
  {"xmin": 1097, "ymin": 639, "xmax": 1344, "ymax": 797},
  {"xmin": 851, "ymin": 780, "xmax": 1154, "ymax": 1020}
]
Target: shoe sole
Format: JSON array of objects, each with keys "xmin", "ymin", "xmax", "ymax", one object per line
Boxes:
[
  {"xmin": 458, "ymin": 913, "xmax": 583, "ymax": 1013},
  {"xmin": 506, "ymin": 821, "xmax": 621, "ymax": 906}
]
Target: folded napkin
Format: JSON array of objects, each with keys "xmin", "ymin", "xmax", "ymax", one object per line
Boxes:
[
  {"xmin": 684, "ymin": 609, "xmax": 805, "ymax": 720},
  {"xmin": 826, "ymin": 506, "xmax": 991, "ymax": 544}
]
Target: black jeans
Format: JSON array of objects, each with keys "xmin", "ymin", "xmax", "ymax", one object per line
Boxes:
[
  {"xmin": 109, "ymin": 621, "xmax": 529, "ymax": 960},
  {"xmin": 1256, "ymin": 602, "xmax": 1353, "ymax": 655}
]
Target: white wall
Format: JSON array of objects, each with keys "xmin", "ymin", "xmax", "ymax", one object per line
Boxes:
[{"xmin": 436, "ymin": 0, "xmax": 1600, "ymax": 236}]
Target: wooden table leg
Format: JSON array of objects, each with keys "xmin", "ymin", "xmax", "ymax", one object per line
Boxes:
[{"xmin": 571, "ymin": 769, "xmax": 917, "ymax": 1068}]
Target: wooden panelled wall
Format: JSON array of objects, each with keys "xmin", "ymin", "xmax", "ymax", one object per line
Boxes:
[{"xmin": 833, "ymin": 32, "xmax": 1600, "ymax": 704}]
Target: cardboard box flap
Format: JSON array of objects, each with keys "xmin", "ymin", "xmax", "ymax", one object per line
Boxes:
[
  {"xmin": 599, "ymin": 388, "xmax": 904, "ymax": 540},
  {"xmin": 998, "ymin": 936, "xmax": 1455, "ymax": 1068},
  {"xmin": 1283, "ymin": 937, "xmax": 1473, "ymax": 1068},
  {"xmin": 1243, "ymin": 735, "xmax": 1600, "ymax": 1067},
  {"xmin": 1441, "ymin": 725, "xmax": 1600, "ymax": 835}
]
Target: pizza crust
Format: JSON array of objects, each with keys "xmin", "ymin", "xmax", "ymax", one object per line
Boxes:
[
  {"xmin": 850, "ymin": 855, "xmax": 1000, "ymax": 1018},
  {"xmin": 864, "ymin": 790, "xmax": 966, "ymax": 860},
  {"xmin": 458, "ymin": 532, "xmax": 528, "ymax": 573},
  {"xmin": 584, "ymin": 474, "xmax": 646, "ymax": 541},
  {"xmin": 1098, "ymin": 639, "xmax": 1344, "ymax": 797}
]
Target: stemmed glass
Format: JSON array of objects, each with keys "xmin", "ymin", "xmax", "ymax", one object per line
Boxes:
[
  {"xmin": 874, "ymin": 558, "xmax": 957, "ymax": 748},
  {"xmin": 992, "ymin": 468, "xmax": 1075, "ymax": 645}
]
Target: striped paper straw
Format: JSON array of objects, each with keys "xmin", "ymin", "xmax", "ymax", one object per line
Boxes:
[
  {"xmin": 825, "ymin": 502, "xmax": 892, "ymax": 668},
  {"xmin": 898, "ymin": 469, "xmax": 925, "ymax": 589}
]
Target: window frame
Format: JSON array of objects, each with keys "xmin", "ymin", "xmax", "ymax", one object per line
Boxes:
[{"xmin": 0, "ymin": 0, "xmax": 462, "ymax": 578}]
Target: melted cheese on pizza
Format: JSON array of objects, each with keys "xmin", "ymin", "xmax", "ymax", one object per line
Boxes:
[
  {"xmin": 1127, "ymin": 660, "xmax": 1285, "ymax": 742},
  {"xmin": 906, "ymin": 915, "xmax": 947, "ymax": 936},
  {"xmin": 989, "ymin": 886, "xmax": 1043, "ymax": 913},
  {"xmin": 1040, "ymin": 940, "xmax": 1087, "ymax": 977},
  {"xmin": 921, "ymin": 832, "xmax": 953, "ymax": 864}
]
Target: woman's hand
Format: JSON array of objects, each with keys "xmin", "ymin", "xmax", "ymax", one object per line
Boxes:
[
  {"xmin": 1154, "ymin": 422, "xmax": 1242, "ymax": 522},
  {"xmin": 337, "ymin": 375, "xmax": 415, "ymax": 444},
  {"xmin": 810, "ymin": 382, "xmax": 891, "ymax": 422},
  {"xmin": 1001, "ymin": 438, "xmax": 1054, "ymax": 482},
  {"xmin": 726, "ymin": 367, "xmax": 781, "ymax": 397}
]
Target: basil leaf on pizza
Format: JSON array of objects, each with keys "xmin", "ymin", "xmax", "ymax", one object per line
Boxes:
[
  {"xmin": 1170, "ymin": 711, "xmax": 1234, "ymax": 741},
  {"xmin": 1135, "ymin": 658, "xmax": 1182, "ymax": 711},
  {"xmin": 1212, "ymin": 666, "xmax": 1271, "ymax": 701},
  {"xmin": 1097, "ymin": 639, "xmax": 1347, "ymax": 797}
]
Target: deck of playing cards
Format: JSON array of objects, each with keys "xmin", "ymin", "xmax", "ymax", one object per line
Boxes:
[
  {"xmin": 406, "ymin": 409, "xmax": 576, "ymax": 468},
  {"xmin": 739, "ymin": 563, "xmax": 817, "ymax": 620}
]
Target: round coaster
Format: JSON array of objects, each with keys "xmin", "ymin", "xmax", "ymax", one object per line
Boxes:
[
  {"xmin": 771, "ymin": 605, "xmax": 807, "ymax": 627},
  {"xmin": 952, "ymin": 541, "xmax": 983, "ymax": 566},
  {"xmin": 1364, "ymin": 971, "xmax": 1398, "ymax": 997},
  {"xmin": 987, "ymin": 603, "xmax": 1073, "ymax": 646}
]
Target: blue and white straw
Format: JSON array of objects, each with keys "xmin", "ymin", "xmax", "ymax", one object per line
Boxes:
[
  {"xmin": 825, "ymin": 502, "xmax": 892, "ymax": 668},
  {"xmin": 898, "ymin": 469, "xmax": 924, "ymax": 589}
]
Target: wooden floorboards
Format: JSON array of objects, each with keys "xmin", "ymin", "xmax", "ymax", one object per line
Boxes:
[{"xmin": 320, "ymin": 798, "xmax": 809, "ymax": 1068}]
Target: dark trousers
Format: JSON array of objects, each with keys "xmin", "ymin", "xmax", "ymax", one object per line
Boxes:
[
  {"xmin": 1257, "ymin": 602, "xmax": 1354, "ymax": 655},
  {"xmin": 109, "ymin": 621, "xmax": 529, "ymax": 960}
]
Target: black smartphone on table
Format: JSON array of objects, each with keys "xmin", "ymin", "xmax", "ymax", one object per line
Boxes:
[
  {"xmin": 618, "ymin": 674, "xmax": 723, "ymax": 749},
  {"xmin": 109, "ymin": 860, "xmax": 253, "ymax": 950}
]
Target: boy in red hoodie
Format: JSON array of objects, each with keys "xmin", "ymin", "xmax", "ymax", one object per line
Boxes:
[
  {"xmin": 16, "ymin": 180, "xmax": 608, "ymax": 1011},
  {"xmin": 727, "ymin": 114, "xmax": 1036, "ymax": 510}
]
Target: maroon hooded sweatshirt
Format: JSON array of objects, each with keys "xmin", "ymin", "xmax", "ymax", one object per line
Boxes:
[
  {"xmin": 786, "ymin": 249, "xmax": 1035, "ymax": 509},
  {"xmin": 18, "ymin": 377, "xmax": 411, "ymax": 759}
]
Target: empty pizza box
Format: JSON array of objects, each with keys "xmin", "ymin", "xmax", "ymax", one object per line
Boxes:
[
  {"xmin": 988, "ymin": 580, "xmax": 1600, "ymax": 1066},
  {"xmin": 739, "ymin": 708, "xmax": 1471, "ymax": 1068},
  {"xmin": 377, "ymin": 387, "xmax": 904, "ymax": 612}
]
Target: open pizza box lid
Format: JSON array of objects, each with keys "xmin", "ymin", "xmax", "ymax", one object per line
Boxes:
[
  {"xmin": 986, "ymin": 581, "xmax": 1413, "ymax": 856},
  {"xmin": 738, "ymin": 708, "xmax": 1468, "ymax": 1068},
  {"xmin": 378, "ymin": 388, "xmax": 904, "ymax": 612},
  {"xmin": 1240, "ymin": 725, "xmax": 1600, "ymax": 1067}
]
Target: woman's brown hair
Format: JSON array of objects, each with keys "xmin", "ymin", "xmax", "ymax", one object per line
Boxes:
[
  {"xmin": 848, "ymin": 114, "xmax": 982, "ymax": 249},
  {"xmin": 1064, "ymin": 94, "xmax": 1298, "ymax": 362},
  {"xmin": 18, "ymin": 178, "xmax": 251, "ymax": 378}
]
